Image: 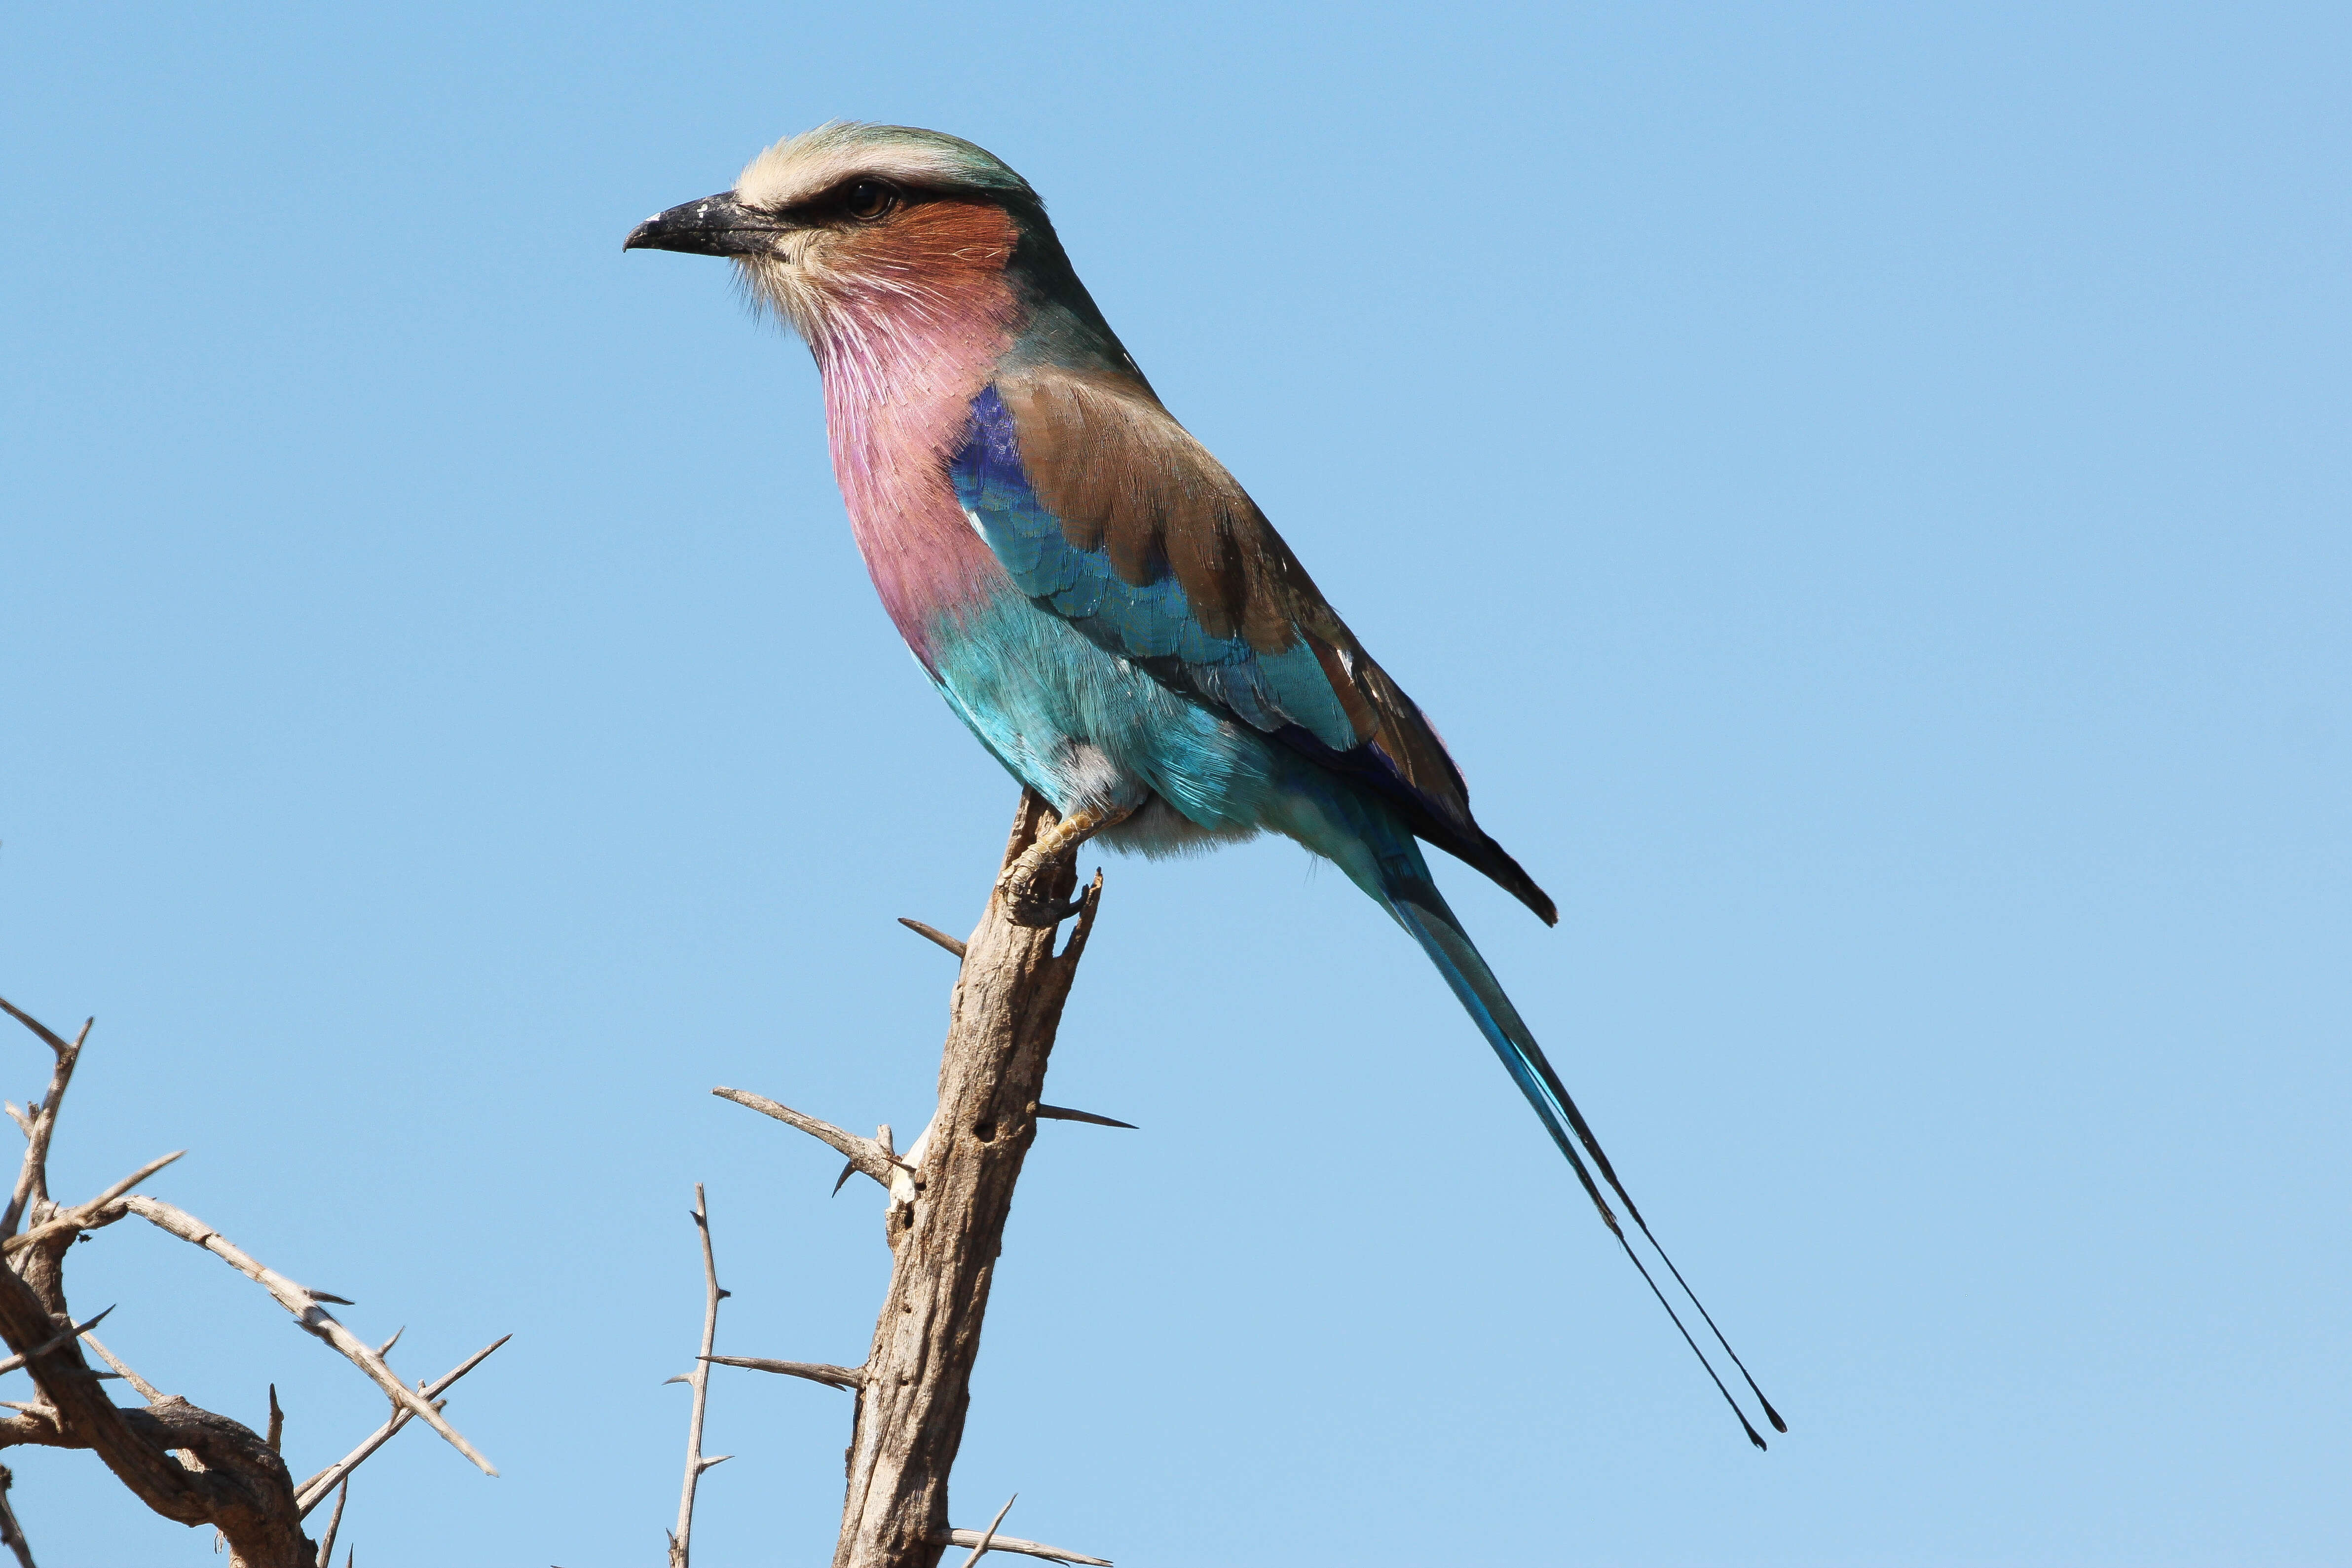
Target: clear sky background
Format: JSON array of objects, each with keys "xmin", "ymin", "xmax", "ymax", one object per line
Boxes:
[{"xmin": 5, "ymin": 3, "xmax": 2347, "ymax": 1564}]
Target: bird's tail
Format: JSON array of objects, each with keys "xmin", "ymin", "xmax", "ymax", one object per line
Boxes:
[{"xmin": 1381, "ymin": 875, "xmax": 1786, "ymax": 1449}]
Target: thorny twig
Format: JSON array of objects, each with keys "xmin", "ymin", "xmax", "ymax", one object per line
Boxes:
[
  {"xmin": 0, "ymin": 995, "xmax": 510, "ymax": 1566},
  {"xmin": 116, "ymin": 1195, "xmax": 497, "ymax": 1476},
  {"xmin": 294, "ymin": 1336, "xmax": 510, "ymax": 1515},
  {"xmin": 666, "ymin": 1186, "xmax": 729, "ymax": 1568}
]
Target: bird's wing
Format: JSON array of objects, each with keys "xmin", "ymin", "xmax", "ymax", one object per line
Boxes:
[{"xmin": 950, "ymin": 367, "xmax": 1555, "ymax": 924}]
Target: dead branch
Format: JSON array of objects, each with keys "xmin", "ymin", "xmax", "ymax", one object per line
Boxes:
[
  {"xmin": 0, "ymin": 1306, "xmax": 112, "ymax": 1377},
  {"xmin": 666, "ymin": 1185, "xmax": 729, "ymax": 1568},
  {"xmin": 312, "ymin": 1478, "xmax": 348, "ymax": 1568},
  {"xmin": 115, "ymin": 1195, "xmax": 496, "ymax": 1476},
  {"xmin": 0, "ymin": 1260, "xmax": 315, "ymax": 1566},
  {"xmin": 932, "ymin": 1531, "xmax": 1110, "ymax": 1568},
  {"xmin": 723, "ymin": 792, "xmax": 1111, "ymax": 1568},
  {"xmin": 79, "ymin": 1334, "xmax": 161, "ymax": 1403},
  {"xmin": 958, "ymin": 1494, "xmax": 1017, "ymax": 1566},
  {"xmin": 711, "ymin": 1090, "xmax": 905, "ymax": 1192},
  {"xmin": 0, "ymin": 999, "xmax": 508, "ymax": 1566},
  {"xmin": 0, "ymin": 1004, "xmax": 92, "ymax": 1240},
  {"xmin": 0, "ymin": 1461, "xmax": 32, "ymax": 1568},
  {"xmin": 293, "ymin": 1335, "xmax": 508, "ymax": 1514},
  {"xmin": 2, "ymin": 1150, "xmax": 184, "ymax": 1258}
]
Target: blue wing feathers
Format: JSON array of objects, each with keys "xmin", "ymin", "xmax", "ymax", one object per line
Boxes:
[
  {"xmin": 953, "ymin": 380, "xmax": 1557, "ymax": 926},
  {"xmin": 953, "ymin": 386, "xmax": 1360, "ymax": 750}
]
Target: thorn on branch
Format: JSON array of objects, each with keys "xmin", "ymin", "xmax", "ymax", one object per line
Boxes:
[
  {"xmin": 296, "ymin": 1335, "xmax": 511, "ymax": 1515},
  {"xmin": 1034, "ymin": 1105, "xmax": 1137, "ymax": 1131},
  {"xmin": 0, "ymin": 1303, "xmax": 113, "ymax": 1376},
  {"xmin": 898, "ymin": 918, "xmax": 968, "ymax": 959},
  {"xmin": 699, "ymin": 1354, "xmax": 864, "ymax": 1391},
  {"xmin": 117, "ymin": 1195, "xmax": 499, "ymax": 1476},
  {"xmin": 710, "ymin": 1088, "xmax": 904, "ymax": 1192},
  {"xmin": 669, "ymin": 1184, "xmax": 724, "ymax": 1568}
]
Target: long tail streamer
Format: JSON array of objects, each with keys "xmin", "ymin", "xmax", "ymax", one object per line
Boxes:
[{"xmin": 1385, "ymin": 882, "xmax": 1784, "ymax": 1448}]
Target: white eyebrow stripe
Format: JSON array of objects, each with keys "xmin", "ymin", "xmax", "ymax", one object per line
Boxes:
[{"xmin": 735, "ymin": 130, "xmax": 982, "ymax": 210}]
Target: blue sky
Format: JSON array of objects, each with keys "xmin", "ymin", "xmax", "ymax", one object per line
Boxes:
[{"xmin": 5, "ymin": 3, "xmax": 2347, "ymax": 1563}]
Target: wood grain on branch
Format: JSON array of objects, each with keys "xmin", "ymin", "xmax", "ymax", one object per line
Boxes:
[
  {"xmin": 0, "ymin": 1262, "xmax": 316, "ymax": 1566},
  {"xmin": 826, "ymin": 791, "xmax": 1106, "ymax": 1568}
]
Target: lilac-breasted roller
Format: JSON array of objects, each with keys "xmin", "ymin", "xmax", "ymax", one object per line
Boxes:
[{"xmin": 627, "ymin": 122, "xmax": 1781, "ymax": 1446}]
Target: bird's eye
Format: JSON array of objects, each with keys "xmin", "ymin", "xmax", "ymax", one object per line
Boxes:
[{"xmin": 846, "ymin": 180, "xmax": 896, "ymax": 221}]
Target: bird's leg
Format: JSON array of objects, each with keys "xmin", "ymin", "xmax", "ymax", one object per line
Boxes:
[{"xmin": 996, "ymin": 801, "xmax": 1132, "ymax": 927}]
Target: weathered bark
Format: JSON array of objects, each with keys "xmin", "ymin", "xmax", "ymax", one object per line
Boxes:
[
  {"xmin": 0, "ymin": 997, "xmax": 504, "ymax": 1568},
  {"xmin": 832, "ymin": 791, "xmax": 1103, "ymax": 1568},
  {"xmin": 0, "ymin": 1262, "xmax": 316, "ymax": 1568}
]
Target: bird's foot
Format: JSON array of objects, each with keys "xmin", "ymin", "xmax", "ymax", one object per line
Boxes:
[{"xmin": 995, "ymin": 856, "xmax": 1087, "ymax": 928}]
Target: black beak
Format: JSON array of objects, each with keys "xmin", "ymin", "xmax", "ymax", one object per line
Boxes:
[{"xmin": 623, "ymin": 191, "xmax": 788, "ymax": 257}]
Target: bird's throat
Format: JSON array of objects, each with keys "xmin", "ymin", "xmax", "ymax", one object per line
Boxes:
[{"xmin": 812, "ymin": 268, "xmax": 1023, "ymax": 668}]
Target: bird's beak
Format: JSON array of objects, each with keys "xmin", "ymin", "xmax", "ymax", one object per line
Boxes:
[{"xmin": 623, "ymin": 191, "xmax": 790, "ymax": 257}]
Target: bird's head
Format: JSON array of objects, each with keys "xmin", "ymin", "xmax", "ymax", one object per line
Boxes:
[{"xmin": 626, "ymin": 123, "xmax": 1091, "ymax": 369}]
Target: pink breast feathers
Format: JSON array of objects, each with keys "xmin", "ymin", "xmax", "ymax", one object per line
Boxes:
[{"xmin": 799, "ymin": 201, "xmax": 1028, "ymax": 665}]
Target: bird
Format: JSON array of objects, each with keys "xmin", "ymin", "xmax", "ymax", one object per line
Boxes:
[{"xmin": 627, "ymin": 122, "xmax": 1781, "ymax": 1447}]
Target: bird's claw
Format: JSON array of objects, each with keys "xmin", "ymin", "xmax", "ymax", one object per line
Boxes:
[{"xmin": 996, "ymin": 864, "xmax": 1084, "ymax": 928}]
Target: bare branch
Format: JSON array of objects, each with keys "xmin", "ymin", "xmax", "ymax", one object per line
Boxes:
[
  {"xmin": 0, "ymin": 1409, "xmax": 63, "ymax": 1449},
  {"xmin": 312, "ymin": 1478, "xmax": 347, "ymax": 1568},
  {"xmin": 118, "ymin": 1195, "xmax": 497, "ymax": 1477},
  {"xmin": 934, "ymin": 1531, "xmax": 1111, "ymax": 1567},
  {"xmin": 0, "ymin": 1264, "xmax": 251, "ymax": 1540},
  {"xmin": 0, "ymin": 1002, "xmax": 74, "ymax": 1059},
  {"xmin": 266, "ymin": 1385, "xmax": 284, "ymax": 1454},
  {"xmin": 830, "ymin": 791, "xmax": 1112, "ymax": 1567},
  {"xmin": 668, "ymin": 1186, "xmax": 724, "ymax": 1568},
  {"xmin": 3, "ymin": 1150, "xmax": 185, "ymax": 1258},
  {"xmin": 0, "ymin": 1008, "xmax": 92, "ymax": 1240},
  {"xmin": 77, "ymin": 1334, "xmax": 163, "ymax": 1405},
  {"xmin": 699, "ymin": 1354, "xmax": 862, "ymax": 1391},
  {"xmin": 961, "ymin": 1494, "xmax": 1018, "ymax": 1567},
  {"xmin": 0, "ymin": 1461, "xmax": 33, "ymax": 1568},
  {"xmin": 0, "ymin": 1306, "xmax": 113, "ymax": 1377},
  {"xmin": 294, "ymin": 1335, "xmax": 509, "ymax": 1515},
  {"xmin": 898, "ymin": 918, "xmax": 968, "ymax": 959},
  {"xmin": 710, "ymin": 1088, "xmax": 908, "ymax": 1192}
]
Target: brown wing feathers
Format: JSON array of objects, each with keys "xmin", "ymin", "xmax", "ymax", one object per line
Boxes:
[{"xmin": 1000, "ymin": 369, "xmax": 1557, "ymax": 924}]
